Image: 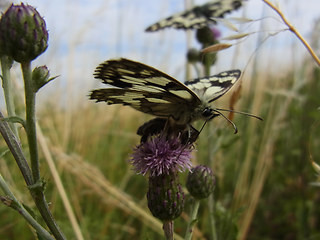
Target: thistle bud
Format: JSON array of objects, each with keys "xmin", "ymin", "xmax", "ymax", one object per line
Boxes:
[
  {"xmin": 196, "ymin": 27, "xmax": 216, "ymax": 46},
  {"xmin": 187, "ymin": 48, "xmax": 201, "ymax": 63},
  {"xmin": 186, "ymin": 165, "xmax": 215, "ymax": 199},
  {"xmin": 0, "ymin": 3, "xmax": 48, "ymax": 63},
  {"xmin": 32, "ymin": 65, "xmax": 57, "ymax": 92},
  {"xmin": 147, "ymin": 173, "xmax": 184, "ymax": 221}
]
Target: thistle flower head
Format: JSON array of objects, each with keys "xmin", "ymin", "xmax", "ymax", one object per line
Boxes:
[
  {"xmin": 147, "ymin": 173, "xmax": 184, "ymax": 221},
  {"xmin": 186, "ymin": 165, "xmax": 215, "ymax": 199},
  {"xmin": 0, "ymin": 3, "xmax": 48, "ymax": 62},
  {"xmin": 130, "ymin": 134, "xmax": 193, "ymax": 177}
]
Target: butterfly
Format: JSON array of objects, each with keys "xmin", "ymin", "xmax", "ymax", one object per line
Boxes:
[
  {"xmin": 145, "ymin": 0, "xmax": 243, "ymax": 32},
  {"xmin": 90, "ymin": 58, "xmax": 242, "ymax": 134}
]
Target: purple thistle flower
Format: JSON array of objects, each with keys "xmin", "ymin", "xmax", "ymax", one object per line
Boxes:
[
  {"xmin": 211, "ymin": 27, "xmax": 221, "ymax": 39},
  {"xmin": 130, "ymin": 134, "xmax": 193, "ymax": 177}
]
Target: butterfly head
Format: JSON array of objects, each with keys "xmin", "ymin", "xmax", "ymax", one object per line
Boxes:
[{"xmin": 202, "ymin": 107, "xmax": 220, "ymax": 121}]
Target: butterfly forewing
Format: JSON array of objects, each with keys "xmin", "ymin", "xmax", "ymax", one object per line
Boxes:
[
  {"xmin": 185, "ymin": 70, "xmax": 241, "ymax": 103},
  {"xmin": 91, "ymin": 59, "xmax": 202, "ymax": 123},
  {"xmin": 145, "ymin": 0, "xmax": 243, "ymax": 32}
]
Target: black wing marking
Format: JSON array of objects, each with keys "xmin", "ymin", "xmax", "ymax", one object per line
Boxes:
[
  {"xmin": 146, "ymin": 0, "xmax": 243, "ymax": 32},
  {"xmin": 185, "ymin": 70, "xmax": 241, "ymax": 103}
]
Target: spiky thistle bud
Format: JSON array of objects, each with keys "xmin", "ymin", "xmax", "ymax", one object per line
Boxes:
[
  {"xmin": 147, "ymin": 173, "xmax": 184, "ymax": 221},
  {"xmin": 0, "ymin": 3, "xmax": 48, "ymax": 63},
  {"xmin": 187, "ymin": 48, "xmax": 201, "ymax": 63},
  {"xmin": 32, "ymin": 65, "xmax": 57, "ymax": 92},
  {"xmin": 186, "ymin": 165, "xmax": 215, "ymax": 199},
  {"xmin": 196, "ymin": 27, "xmax": 216, "ymax": 46}
]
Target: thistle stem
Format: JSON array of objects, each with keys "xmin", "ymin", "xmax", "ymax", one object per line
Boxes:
[
  {"xmin": 0, "ymin": 174, "xmax": 54, "ymax": 240},
  {"xmin": 0, "ymin": 110, "xmax": 33, "ymax": 185},
  {"xmin": 20, "ymin": 62, "xmax": 66, "ymax": 240},
  {"xmin": 184, "ymin": 199, "xmax": 200, "ymax": 240},
  {"xmin": 1, "ymin": 56, "xmax": 19, "ymax": 137},
  {"xmin": 21, "ymin": 61, "xmax": 39, "ymax": 182},
  {"xmin": 163, "ymin": 221, "xmax": 174, "ymax": 240}
]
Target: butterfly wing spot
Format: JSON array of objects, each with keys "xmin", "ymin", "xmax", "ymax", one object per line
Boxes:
[
  {"xmin": 145, "ymin": 77, "xmax": 172, "ymax": 86},
  {"xmin": 145, "ymin": 98, "xmax": 171, "ymax": 104},
  {"xmin": 169, "ymin": 90, "xmax": 194, "ymax": 100},
  {"xmin": 204, "ymin": 86, "xmax": 226, "ymax": 99}
]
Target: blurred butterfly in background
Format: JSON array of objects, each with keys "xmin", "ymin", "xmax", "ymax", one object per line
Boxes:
[
  {"xmin": 90, "ymin": 59, "xmax": 258, "ymax": 142},
  {"xmin": 145, "ymin": 0, "xmax": 244, "ymax": 32}
]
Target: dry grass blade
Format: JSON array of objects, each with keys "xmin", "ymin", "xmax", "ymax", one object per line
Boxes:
[
  {"xmin": 201, "ymin": 43, "xmax": 232, "ymax": 53},
  {"xmin": 221, "ymin": 33, "xmax": 250, "ymax": 41},
  {"xmin": 211, "ymin": 17, "xmax": 239, "ymax": 31},
  {"xmin": 37, "ymin": 123, "xmax": 85, "ymax": 240},
  {"xmin": 262, "ymin": 0, "xmax": 320, "ymax": 66},
  {"xmin": 228, "ymin": 17, "xmax": 255, "ymax": 23}
]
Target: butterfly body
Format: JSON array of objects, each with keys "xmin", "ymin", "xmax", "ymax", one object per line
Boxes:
[{"xmin": 90, "ymin": 58, "xmax": 241, "ymax": 126}]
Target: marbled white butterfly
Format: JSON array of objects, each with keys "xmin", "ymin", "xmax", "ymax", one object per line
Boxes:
[
  {"xmin": 90, "ymin": 58, "xmax": 241, "ymax": 128},
  {"xmin": 145, "ymin": 0, "xmax": 243, "ymax": 32}
]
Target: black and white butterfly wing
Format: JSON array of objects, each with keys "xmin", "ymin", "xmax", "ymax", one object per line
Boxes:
[
  {"xmin": 90, "ymin": 58, "xmax": 202, "ymax": 124},
  {"xmin": 185, "ymin": 70, "xmax": 241, "ymax": 103},
  {"xmin": 146, "ymin": 0, "xmax": 243, "ymax": 32}
]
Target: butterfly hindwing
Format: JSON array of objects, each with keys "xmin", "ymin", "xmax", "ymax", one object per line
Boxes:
[
  {"xmin": 145, "ymin": 0, "xmax": 243, "ymax": 32},
  {"xmin": 185, "ymin": 70, "xmax": 241, "ymax": 103}
]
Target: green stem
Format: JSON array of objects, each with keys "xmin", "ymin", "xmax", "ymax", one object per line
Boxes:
[
  {"xmin": 1, "ymin": 56, "xmax": 19, "ymax": 137},
  {"xmin": 21, "ymin": 61, "xmax": 40, "ymax": 183},
  {"xmin": 208, "ymin": 194, "xmax": 217, "ymax": 240},
  {"xmin": 0, "ymin": 110, "xmax": 33, "ymax": 185},
  {"xmin": 21, "ymin": 62, "xmax": 66, "ymax": 240},
  {"xmin": 0, "ymin": 174, "xmax": 54, "ymax": 240},
  {"xmin": 184, "ymin": 199, "xmax": 200, "ymax": 240}
]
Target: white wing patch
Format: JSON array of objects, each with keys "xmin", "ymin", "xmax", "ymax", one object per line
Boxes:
[{"xmin": 185, "ymin": 70, "xmax": 241, "ymax": 102}]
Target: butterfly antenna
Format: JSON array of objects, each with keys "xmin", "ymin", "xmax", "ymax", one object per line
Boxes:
[
  {"xmin": 213, "ymin": 109, "xmax": 238, "ymax": 134},
  {"xmin": 215, "ymin": 108, "xmax": 263, "ymax": 121},
  {"xmin": 199, "ymin": 120, "xmax": 208, "ymax": 134}
]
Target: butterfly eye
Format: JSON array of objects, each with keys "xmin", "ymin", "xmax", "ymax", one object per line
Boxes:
[
  {"xmin": 202, "ymin": 107, "xmax": 220, "ymax": 120},
  {"xmin": 202, "ymin": 107, "xmax": 213, "ymax": 119}
]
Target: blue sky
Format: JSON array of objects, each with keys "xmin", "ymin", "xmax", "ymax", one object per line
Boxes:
[{"xmin": 2, "ymin": 0, "xmax": 320, "ymax": 105}]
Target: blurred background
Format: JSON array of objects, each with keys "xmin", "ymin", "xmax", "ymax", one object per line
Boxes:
[{"xmin": 1, "ymin": 0, "xmax": 320, "ymax": 239}]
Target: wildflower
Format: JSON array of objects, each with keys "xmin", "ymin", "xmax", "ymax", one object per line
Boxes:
[
  {"xmin": 130, "ymin": 134, "xmax": 193, "ymax": 177},
  {"xmin": 0, "ymin": 3, "xmax": 48, "ymax": 63},
  {"xmin": 147, "ymin": 172, "xmax": 184, "ymax": 221},
  {"xmin": 186, "ymin": 165, "xmax": 215, "ymax": 199}
]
